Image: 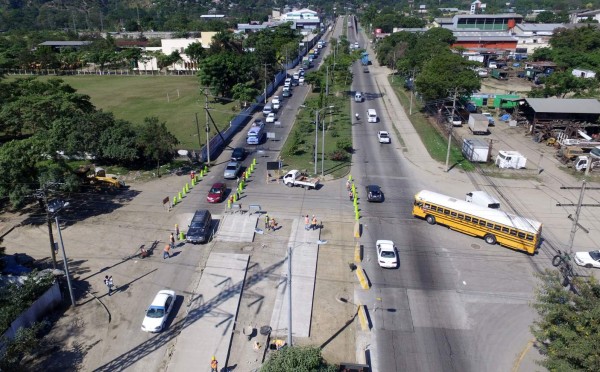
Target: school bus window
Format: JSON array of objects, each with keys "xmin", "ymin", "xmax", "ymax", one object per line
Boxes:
[
  {"xmin": 518, "ymin": 232, "xmax": 525, "ymax": 239},
  {"xmin": 472, "ymin": 218, "xmax": 479, "ymax": 224},
  {"xmin": 424, "ymin": 203, "xmax": 430, "ymax": 209},
  {"xmin": 451, "ymin": 212, "xmax": 457, "ymax": 217},
  {"xmin": 526, "ymin": 235, "xmax": 533, "ymax": 241},
  {"xmin": 479, "ymin": 220, "xmax": 486, "ymax": 226},
  {"xmin": 494, "ymin": 225, "xmax": 501, "ymax": 231},
  {"xmin": 509, "ymin": 229, "xmax": 517, "ymax": 236},
  {"xmin": 458, "ymin": 214, "xmax": 464, "ymax": 219},
  {"xmin": 465, "ymin": 216, "xmax": 471, "ymax": 222},
  {"xmin": 486, "ymin": 222, "xmax": 494, "ymax": 228},
  {"xmin": 502, "ymin": 227, "xmax": 509, "ymax": 233},
  {"xmin": 444, "ymin": 209, "xmax": 450, "ymax": 215}
]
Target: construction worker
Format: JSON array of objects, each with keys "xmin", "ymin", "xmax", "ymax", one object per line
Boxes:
[
  {"xmin": 265, "ymin": 214, "xmax": 270, "ymax": 230},
  {"xmin": 210, "ymin": 356, "xmax": 218, "ymax": 372}
]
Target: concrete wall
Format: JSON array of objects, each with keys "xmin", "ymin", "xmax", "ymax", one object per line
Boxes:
[{"xmin": 1, "ymin": 281, "xmax": 62, "ymax": 340}]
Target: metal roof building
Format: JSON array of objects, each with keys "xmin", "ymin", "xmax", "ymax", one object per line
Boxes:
[{"xmin": 524, "ymin": 98, "xmax": 600, "ymax": 114}]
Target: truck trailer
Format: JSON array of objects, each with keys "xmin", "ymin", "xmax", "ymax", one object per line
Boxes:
[
  {"xmin": 468, "ymin": 114, "xmax": 489, "ymax": 135},
  {"xmin": 462, "ymin": 138, "xmax": 490, "ymax": 162}
]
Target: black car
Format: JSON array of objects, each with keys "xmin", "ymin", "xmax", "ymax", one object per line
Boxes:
[
  {"xmin": 231, "ymin": 147, "xmax": 246, "ymax": 161},
  {"xmin": 186, "ymin": 210, "xmax": 213, "ymax": 244},
  {"xmin": 366, "ymin": 185, "xmax": 384, "ymax": 202}
]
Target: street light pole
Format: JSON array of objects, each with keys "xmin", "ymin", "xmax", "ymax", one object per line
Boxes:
[
  {"xmin": 55, "ymin": 216, "xmax": 76, "ymax": 307},
  {"xmin": 445, "ymin": 88, "xmax": 458, "ymax": 172},
  {"xmin": 314, "ymin": 110, "xmax": 319, "ymax": 175}
]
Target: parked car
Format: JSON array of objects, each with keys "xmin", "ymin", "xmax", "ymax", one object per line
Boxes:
[
  {"xmin": 141, "ymin": 290, "xmax": 175, "ymax": 332},
  {"xmin": 574, "ymin": 250, "xmax": 600, "ymax": 269},
  {"xmin": 377, "ymin": 131, "xmax": 391, "ymax": 143},
  {"xmin": 266, "ymin": 113, "xmax": 276, "ymax": 123},
  {"xmin": 224, "ymin": 161, "xmax": 241, "ymax": 179},
  {"xmin": 481, "ymin": 112, "xmax": 495, "ymax": 126},
  {"xmin": 447, "ymin": 115, "xmax": 462, "ymax": 126},
  {"xmin": 376, "ymin": 240, "xmax": 398, "ymax": 268},
  {"xmin": 366, "ymin": 185, "xmax": 384, "ymax": 202},
  {"xmin": 282, "ymin": 88, "xmax": 292, "ymax": 97},
  {"xmin": 298, "ymin": 76, "xmax": 305, "ymax": 85},
  {"xmin": 207, "ymin": 183, "xmax": 226, "ymax": 203},
  {"xmin": 231, "ymin": 147, "xmax": 246, "ymax": 161}
]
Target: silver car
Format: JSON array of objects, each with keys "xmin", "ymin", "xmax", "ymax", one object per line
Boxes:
[{"xmin": 224, "ymin": 161, "xmax": 241, "ymax": 179}]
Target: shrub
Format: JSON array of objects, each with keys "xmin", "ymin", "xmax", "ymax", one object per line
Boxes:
[
  {"xmin": 336, "ymin": 138, "xmax": 353, "ymax": 152},
  {"xmin": 329, "ymin": 150, "xmax": 349, "ymax": 161}
]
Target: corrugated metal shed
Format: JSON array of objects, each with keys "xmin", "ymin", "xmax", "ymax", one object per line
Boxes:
[{"xmin": 525, "ymin": 98, "xmax": 600, "ymax": 114}]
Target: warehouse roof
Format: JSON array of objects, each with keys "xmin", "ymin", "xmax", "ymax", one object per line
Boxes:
[{"xmin": 525, "ymin": 98, "xmax": 600, "ymax": 114}]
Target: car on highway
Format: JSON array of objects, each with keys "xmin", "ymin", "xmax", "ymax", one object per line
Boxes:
[
  {"xmin": 376, "ymin": 240, "xmax": 398, "ymax": 268},
  {"xmin": 223, "ymin": 161, "xmax": 241, "ymax": 179},
  {"xmin": 266, "ymin": 113, "xmax": 276, "ymax": 123},
  {"xmin": 378, "ymin": 131, "xmax": 391, "ymax": 143},
  {"xmin": 366, "ymin": 185, "xmax": 383, "ymax": 202},
  {"xmin": 231, "ymin": 147, "xmax": 246, "ymax": 161},
  {"xmin": 141, "ymin": 290, "xmax": 175, "ymax": 332},
  {"xmin": 574, "ymin": 250, "xmax": 600, "ymax": 268},
  {"xmin": 282, "ymin": 88, "xmax": 291, "ymax": 97},
  {"xmin": 207, "ymin": 182, "xmax": 226, "ymax": 203}
]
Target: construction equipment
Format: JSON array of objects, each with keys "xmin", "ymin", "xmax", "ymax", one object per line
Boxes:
[
  {"xmin": 76, "ymin": 165, "xmax": 125, "ymax": 189},
  {"xmin": 556, "ymin": 146, "xmax": 584, "ymax": 164}
]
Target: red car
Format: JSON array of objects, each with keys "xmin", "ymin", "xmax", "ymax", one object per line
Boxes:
[{"xmin": 207, "ymin": 183, "xmax": 226, "ymax": 203}]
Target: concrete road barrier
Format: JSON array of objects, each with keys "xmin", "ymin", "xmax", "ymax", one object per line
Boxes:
[
  {"xmin": 356, "ymin": 265, "xmax": 370, "ymax": 289},
  {"xmin": 357, "ymin": 305, "xmax": 370, "ymax": 331},
  {"xmin": 354, "ymin": 242, "xmax": 361, "ymax": 263}
]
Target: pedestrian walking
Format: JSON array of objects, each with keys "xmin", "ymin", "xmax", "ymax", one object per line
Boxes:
[
  {"xmin": 304, "ymin": 215, "xmax": 310, "ymax": 230},
  {"xmin": 311, "ymin": 215, "xmax": 317, "ymax": 230},
  {"xmin": 175, "ymin": 224, "xmax": 180, "ymax": 240},
  {"xmin": 169, "ymin": 232, "xmax": 175, "ymax": 250},
  {"xmin": 163, "ymin": 244, "xmax": 171, "ymax": 259},
  {"xmin": 265, "ymin": 214, "xmax": 270, "ymax": 230},
  {"xmin": 210, "ymin": 356, "xmax": 218, "ymax": 372},
  {"xmin": 190, "ymin": 170, "xmax": 195, "ymax": 180},
  {"xmin": 346, "ymin": 179, "xmax": 351, "ymax": 191},
  {"xmin": 104, "ymin": 275, "xmax": 114, "ymax": 296},
  {"xmin": 349, "ymin": 190, "xmax": 354, "ymax": 201}
]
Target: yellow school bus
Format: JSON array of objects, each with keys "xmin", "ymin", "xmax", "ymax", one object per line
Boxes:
[{"xmin": 412, "ymin": 190, "xmax": 542, "ymax": 254}]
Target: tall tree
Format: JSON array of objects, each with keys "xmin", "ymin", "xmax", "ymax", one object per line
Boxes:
[
  {"xmin": 531, "ymin": 270, "xmax": 600, "ymax": 371},
  {"xmin": 136, "ymin": 117, "xmax": 178, "ymax": 175},
  {"xmin": 415, "ymin": 52, "xmax": 480, "ymax": 101}
]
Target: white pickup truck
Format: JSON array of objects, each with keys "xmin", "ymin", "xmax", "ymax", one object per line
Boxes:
[{"xmin": 282, "ymin": 170, "xmax": 320, "ymax": 189}]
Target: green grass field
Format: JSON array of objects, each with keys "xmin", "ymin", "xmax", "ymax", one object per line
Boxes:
[{"xmin": 5, "ymin": 75, "xmax": 238, "ymax": 149}]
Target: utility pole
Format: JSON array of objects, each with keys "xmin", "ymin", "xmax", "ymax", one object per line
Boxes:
[
  {"xmin": 35, "ymin": 188, "xmax": 58, "ymax": 270},
  {"xmin": 314, "ymin": 110, "xmax": 319, "ymax": 175},
  {"xmin": 445, "ymin": 87, "xmax": 458, "ymax": 172},
  {"xmin": 567, "ymin": 181, "xmax": 587, "ymax": 254},
  {"xmin": 287, "ymin": 246, "xmax": 293, "ymax": 347},
  {"xmin": 194, "ymin": 113, "xmax": 202, "ymax": 150},
  {"xmin": 55, "ymin": 216, "xmax": 76, "ymax": 307},
  {"xmin": 409, "ymin": 69, "xmax": 416, "ymax": 115},
  {"xmin": 205, "ymin": 90, "xmax": 210, "ymax": 165},
  {"xmin": 263, "ymin": 63, "xmax": 268, "ymax": 104}
]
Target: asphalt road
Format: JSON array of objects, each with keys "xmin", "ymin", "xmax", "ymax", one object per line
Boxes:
[{"xmin": 348, "ymin": 22, "xmax": 537, "ymax": 372}]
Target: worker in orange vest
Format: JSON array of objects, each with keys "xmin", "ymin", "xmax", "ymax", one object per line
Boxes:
[{"xmin": 210, "ymin": 356, "xmax": 218, "ymax": 372}]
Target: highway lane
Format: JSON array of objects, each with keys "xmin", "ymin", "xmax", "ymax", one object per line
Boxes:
[{"xmin": 347, "ymin": 21, "xmax": 539, "ymax": 372}]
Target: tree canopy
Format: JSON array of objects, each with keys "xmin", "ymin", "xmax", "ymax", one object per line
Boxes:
[
  {"xmin": 260, "ymin": 346, "xmax": 337, "ymax": 372},
  {"xmin": 531, "ymin": 270, "xmax": 600, "ymax": 371},
  {"xmin": 415, "ymin": 52, "xmax": 481, "ymax": 101}
]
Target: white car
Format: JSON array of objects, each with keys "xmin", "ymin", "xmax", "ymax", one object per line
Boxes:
[
  {"xmin": 272, "ymin": 99, "xmax": 280, "ymax": 111},
  {"xmin": 298, "ymin": 76, "xmax": 305, "ymax": 85},
  {"xmin": 141, "ymin": 290, "xmax": 175, "ymax": 332},
  {"xmin": 574, "ymin": 250, "xmax": 600, "ymax": 269},
  {"xmin": 266, "ymin": 113, "xmax": 276, "ymax": 123},
  {"xmin": 376, "ymin": 240, "xmax": 398, "ymax": 268},
  {"xmin": 378, "ymin": 131, "xmax": 391, "ymax": 143}
]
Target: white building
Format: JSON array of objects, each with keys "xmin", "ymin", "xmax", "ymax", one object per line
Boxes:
[
  {"xmin": 281, "ymin": 8, "xmax": 319, "ymax": 21},
  {"xmin": 137, "ymin": 33, "xmax": 217, "ymax": 71},
  {"xmin": 569, "ymin": 9, "xmax": 600, "ymax": 23},
  {"xmin": 511, "ymin": 23, "xmax": 564, "ymax": 53},
  {"xmin": 572, "ymin": 68, "xmax": 597, "ymax": 79}
]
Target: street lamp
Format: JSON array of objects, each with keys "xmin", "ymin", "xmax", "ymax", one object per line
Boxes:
[
  {"xmin": 314, "ymin": 106, "xmax": 335, "ymax": 175},
  {"xmin": 48, "ymin": 200, "xmax": 76, "ymax": 307}
]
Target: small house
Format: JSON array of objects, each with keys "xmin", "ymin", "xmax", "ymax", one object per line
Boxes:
[{"xmin": 572, "ymin": 68, "xmax": 596, "ymax": 79}]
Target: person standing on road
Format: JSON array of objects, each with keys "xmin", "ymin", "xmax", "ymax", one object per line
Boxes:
[
  {"xmin": 265, "ymin": 214, "xmax": 270, "ymax": 230},
  {"xmin": 311, "ymin": 215, "xmax": 317, "ymax": 230},
  {"xmin": 175, "ymin": 224, "xmax": 180, "ymax": 240},
  {"xmin": 210, "ymin": 356, "xmax": 218, "ymax": 372},
  {"xmin": 304, "ymin": 215, "xmax": 310, "ymax": 230},
  {"xmin": 169, "ymin": 232, "xmax": 175, "ymax": 250},
  {"xmin": 270, "ymin": 218, "xmax": 277, "ymax": 231},
  {"xmin": 163, "ymin": 244, "xmax": 171, "ymax": 259},
  {"xmin": 104, "ymin": 275, "xmax": 114, "ymax": 296}
]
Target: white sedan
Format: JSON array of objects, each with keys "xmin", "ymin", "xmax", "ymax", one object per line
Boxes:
[
  {"xmin": 376, "ymin": 240, "xmax": 398, "ymax": 268},
  {"xmin": 266, "ymin": 113, "xmax": 276, "ymax": 123},
  {"xmin": 141, "ymin": 290, "xmax": 175, "ymax": 332},
  {"xmin": 298, "ymin": 76, "xmax": 305, "ymax": 85},
  {"xmin": 574, "ymin": 250, "xmax": 600, "ymax": 269},
  {"xmin": 378, "ymin": 131, "xmax": 391, "ymax": 144}
]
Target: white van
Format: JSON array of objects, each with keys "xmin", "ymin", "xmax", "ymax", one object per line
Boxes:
[
  {"xmin": 367, "ymin": 109, "xmax": 378, "ymax": 123},
  {"xmin": 354, "ymin": 91, "xmax": 363, "ymax": 102},
  {"xmin": 466, "ymin": 191, "xmax": 500, "ymax": 209}
]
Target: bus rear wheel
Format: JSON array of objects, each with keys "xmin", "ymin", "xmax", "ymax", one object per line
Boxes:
[
  {"xmin": 484, "ymin": 234, "xmax": 497, "ymax": 245},
  {"xmin": 426, "ymin": 215, "xmax": 436, "ymax": 225}
]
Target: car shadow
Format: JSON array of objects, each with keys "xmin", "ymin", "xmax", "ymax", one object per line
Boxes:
[{"xmin": 163, "ymin": 294, "xmax": 186, "ymax": 331}]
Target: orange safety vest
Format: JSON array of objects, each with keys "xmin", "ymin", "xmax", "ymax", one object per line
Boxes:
[{"xmin": 211, "ymin": 359, "xmax": 218, "ymax": 369}]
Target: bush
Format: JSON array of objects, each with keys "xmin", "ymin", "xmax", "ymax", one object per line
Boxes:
[
  {"xmin": 329, "ymin": 150, "xmax": 349, "ymax": 161},
  {"xmin": 336, "ymin": 138, "xmax": 353, "ymax": 152},
  {"xmin": 261, "ymin": 346, "xmax": 337, "ymax": 372}
]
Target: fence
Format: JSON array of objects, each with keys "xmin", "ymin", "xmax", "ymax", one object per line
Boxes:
[
  {"xmin": 1, "ymin": 281, "xmax": 62, "ymax": 340},
  {"xmin": 0, "ymin": 68, "xmax": 198, "ymax": 76}
]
